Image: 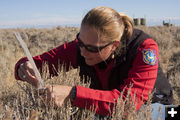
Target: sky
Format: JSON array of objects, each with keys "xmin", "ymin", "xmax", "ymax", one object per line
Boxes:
[{"xmin": 0, "ymin": 0, "xmax": 180, "ymax": 28}]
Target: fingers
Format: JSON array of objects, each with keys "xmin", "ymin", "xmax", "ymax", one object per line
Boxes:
[
  {"xmin": 39, "ymin": 86, "xmax": 57, "ymax": 108},
  {"xmin": 18, "ymin": 66, "xmax": 26, "ymax": 80},
  {"xmin": 18, "ymin": 61, "xmax": 39, "ymax": 88},
  {"xmin": 26, "ymin": 70, "xmax": 39, "ymax": 88},
  {"xmin": 38, "ymin": 85, "xmax": 72, "ymax": 108}
]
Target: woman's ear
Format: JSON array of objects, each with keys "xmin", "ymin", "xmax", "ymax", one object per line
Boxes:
[{"xmin": 111, "ymin": 41, "xmax": 120, "ymax": 51}]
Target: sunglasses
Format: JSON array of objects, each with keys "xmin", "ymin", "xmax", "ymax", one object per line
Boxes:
[{"xmin": 76, "ymin": 33, "xmax": 115, "ymax": 53}]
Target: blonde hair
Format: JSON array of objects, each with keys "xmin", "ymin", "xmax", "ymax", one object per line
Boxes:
[{"xmin": 81, "ymin": 6, "xmax": 134, "ymax": 43}]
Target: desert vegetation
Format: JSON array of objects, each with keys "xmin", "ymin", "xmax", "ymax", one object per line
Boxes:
[{"xmin": 0, "ymin": 25, "xmax": 179, "ymax": 119}]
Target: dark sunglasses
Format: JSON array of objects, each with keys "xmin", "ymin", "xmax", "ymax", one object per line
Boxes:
[{"xmin": 76, "ymin": 33, "xmax": 115, "ymax": 53}]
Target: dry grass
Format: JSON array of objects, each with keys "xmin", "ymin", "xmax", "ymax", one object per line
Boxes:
[{"xmin": 0, "ymin": 25, "xmax": 179, "ymax": 119}]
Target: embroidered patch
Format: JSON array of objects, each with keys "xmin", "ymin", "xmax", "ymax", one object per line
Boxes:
[{"xmin": 142, "ymin": 49, "xmax": 157, "ymax": 65}]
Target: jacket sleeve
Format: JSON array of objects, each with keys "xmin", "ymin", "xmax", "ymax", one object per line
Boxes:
[
  {"xmin": 14, "ymin": 40, "xmax": 78, "ymax": 80},
  {"xmin": 73, "ymin": 38, "xmax": 159, "ymax": 116}
]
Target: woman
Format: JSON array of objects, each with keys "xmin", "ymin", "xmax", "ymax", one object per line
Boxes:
[{"xmin": 15, "ymin": 6, "xmax": 172, "ymax": 119}]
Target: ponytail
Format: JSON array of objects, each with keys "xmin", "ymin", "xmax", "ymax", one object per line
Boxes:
[
  {"xmin": 119, "ymin": 13, "xmax": 134, "ymax": 41},
  {"xmin": 112, "ymin": 13, "xmax": 134, "ymax": 57}
]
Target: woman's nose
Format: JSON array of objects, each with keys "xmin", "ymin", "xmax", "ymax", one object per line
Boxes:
[{"xmin": 80, "ymin": 47, "xmax": 89, "ymax": 57}]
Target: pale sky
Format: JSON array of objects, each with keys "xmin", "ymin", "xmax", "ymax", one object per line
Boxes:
[{"xmin": 0, "ymin": 0, "xmax": 180, "ymax": 28}]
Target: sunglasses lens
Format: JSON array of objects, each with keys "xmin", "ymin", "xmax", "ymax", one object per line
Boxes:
[
  {"xmin": 86, "ymin": 46, "xmax": 99, "ymax": 53},
  {"xmin": 78, "ymin": 44, "xmax": 98, "ymax": 53},
  {"xmin": 77, "ymin": 39, "xmax": 99, "ymax": 52}
]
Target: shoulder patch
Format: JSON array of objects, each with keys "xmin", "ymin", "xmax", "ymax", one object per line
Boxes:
[{"xmin": 142, "ymin": 49, "xmax": 157, "ymax": 65}]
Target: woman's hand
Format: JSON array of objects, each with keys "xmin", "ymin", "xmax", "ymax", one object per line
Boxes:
[
  {"xmin": 17, "ymin": 61, "xmax": 39, "ymax": 88},
  {"xmin": 39, "ymin": 85, "xmax": 73, "ymax": 107}
]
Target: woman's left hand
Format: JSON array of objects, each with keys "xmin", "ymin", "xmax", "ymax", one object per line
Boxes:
[{"xmin": 39, "ymin": 85, "xmax": 73, "ymax": 107}]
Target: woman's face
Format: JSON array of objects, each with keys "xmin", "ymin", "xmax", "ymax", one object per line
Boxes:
[{"xmin": 79, "ymin": 25, "xmax": 119, "ymax": 66}]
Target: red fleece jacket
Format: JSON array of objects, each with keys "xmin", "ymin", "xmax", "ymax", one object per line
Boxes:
[{"xmin": 15, "ymin": 38, "xmax": 159, "ymax": 116}]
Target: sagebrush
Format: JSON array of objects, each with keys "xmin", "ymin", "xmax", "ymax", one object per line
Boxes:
[{"xmin": 0, "ymin": 26, "xmax": 179, "ymax": 119}]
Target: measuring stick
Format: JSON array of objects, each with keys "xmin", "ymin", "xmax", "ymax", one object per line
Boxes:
[{"xmin": 14, "ymin": 32, "xmax": 44, "ymax": 89}]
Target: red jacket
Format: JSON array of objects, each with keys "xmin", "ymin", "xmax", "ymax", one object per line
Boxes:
[{"xmin": 15, "ymin": 35, "xmax": 159, "ymax": 116}]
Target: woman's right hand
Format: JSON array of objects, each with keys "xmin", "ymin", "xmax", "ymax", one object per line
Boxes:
[{"xmin": 17, "ymin": 61, "xmax": 39, "ymax": 88}]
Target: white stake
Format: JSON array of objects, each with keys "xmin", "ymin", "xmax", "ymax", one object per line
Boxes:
[{"xmin": 14, "ymin": 32, "xmax": 44, "ymax": 89}]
